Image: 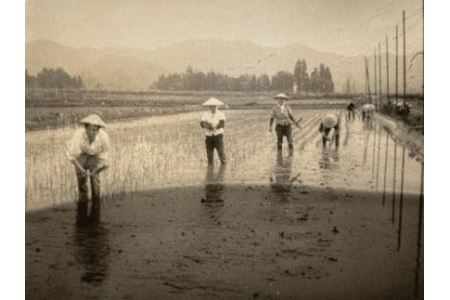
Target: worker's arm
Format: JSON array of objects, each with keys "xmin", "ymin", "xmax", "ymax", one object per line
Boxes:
[
  {"xmin": 216, "ymin": 120, "xmax": 225, "ymax": 129},
  {"xmin": 269, "ymin": 118, "xmax": 274, "ymax": 132},
  {"xmin": 200, "ymin": 121, "xmax": 214, "ymax": 130},
  {"xmin": 287, "ymin": 106, "xmax": 302, "ymax": 128}
]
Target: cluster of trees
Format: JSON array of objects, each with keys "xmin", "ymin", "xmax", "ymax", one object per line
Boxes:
[
  {"xmin": 153, "ymin": 67, "xmax": 275, "ymax": 92},
  {"xmin": 293, "ymin": 60, "xmax": 334, "ymax": 93},
  {"xmin": 154, "ymin": 62, "xmax": 334, "ymax": 94},
  {"xmin": 26, "ymin": 68, "xmax": 84, "ymax": 90}
]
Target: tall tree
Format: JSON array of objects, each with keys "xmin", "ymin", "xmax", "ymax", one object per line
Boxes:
[
  {"xmin": 294, "ymin": 59, "xmax": 310, "ymax": 93},
  {"xmin": 271, "ymin": 71, "xmax": 294, "ymax": 92},
  {"xmin": 324, "ymin": 66, "xmax": 334, "ymax": 93},
  {"xmin": 257, "ymin": 74, "xmax": 271, "ymax": 91},
  {"xmin": 310, "ymin": 68, "xmax": 319, "ymax": 93}
]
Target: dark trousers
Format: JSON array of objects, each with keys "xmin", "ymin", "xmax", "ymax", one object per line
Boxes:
[
  {"xmin": 275, "ymin": 124, "xmax": 294, "ymax": 153},
  {"xmin": 75, "ymin": 154, "xmax": 101, "ymax": 202},
  {"xmin": 322, "ymin": 128, "xmax": 340, "ymax": 148},
  {"xmin": 347, "ymin": 110, "xmax": 355, "ymax": 120},
  {"xmin": 205, "ymin": 134, "xmax": 226, "ymax": 164}
]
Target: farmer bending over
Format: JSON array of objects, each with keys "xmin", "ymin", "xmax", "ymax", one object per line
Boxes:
[
  {"xmin": 319, "ymin": 113, "xmax": 340, "ymax": 148},
  {"xmin": 66, "ymin": 114, "xmax": 110, "ymax": 202},
  {"xmin": 200, "ymin": 97, "xmax": 226, "ymax": 165},
  {"xmin": 269, "ymin": 93, "xmax": 302, "ymax": 156}
]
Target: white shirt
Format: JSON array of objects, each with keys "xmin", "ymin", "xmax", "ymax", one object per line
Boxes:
[
  {"xmin": 66, "ymin": 128, "xmax": 110, "ymax": 162},
  {"xmin": 201, "ymin": 110, "xmax": 226, "ymax": 136}
]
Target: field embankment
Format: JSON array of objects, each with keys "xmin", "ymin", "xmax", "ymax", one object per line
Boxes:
[{"xmin": 26, "ymin": 89, "xmax": 361, "ymax": 131}]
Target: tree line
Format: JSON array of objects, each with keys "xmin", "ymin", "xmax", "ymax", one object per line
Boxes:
[
  {"xmin": 293, "ymin": 60, "xmax": 334, "ymax": 93},
  {"xmin": 153, "ymin": 61, "xmax": 334, "ymax": 93},
  {"xmin": 26, "ymin": 68, "xmax": 85, "ymax": 90}
]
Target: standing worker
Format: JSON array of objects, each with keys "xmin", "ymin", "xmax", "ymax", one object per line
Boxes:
[
  {"xmin": 346, "ymin": 102, "xmax": 355, "ymax": 120},
  {"xmin": 200, "ymin": 97, "xmax": 226, "ymax": 165},
  {"xmin": 269, "ymin": 93, "xmax": 302, "ymax": 156},
  {"xmin": 66, "ymin": 114, "xmax": 110, "ymax": 202},
  {"xmin": 319, "ymin": 113, "xmax": 341, "ymax": 148}
]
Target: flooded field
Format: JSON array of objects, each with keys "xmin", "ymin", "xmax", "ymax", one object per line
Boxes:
[
  {"xmin": 25, "ymin": 108, "xmax": 422, "ymax": 209},
  {"xmin": 26, "ymin": 108, "xmax": 424, "ymax": 299}
]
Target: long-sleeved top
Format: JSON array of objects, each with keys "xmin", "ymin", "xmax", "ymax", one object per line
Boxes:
[
  {"xmin": 66, "ymin": 128, "xmax": 110, "ymax": 162},
  {"xmin": 271, "ymin": 104, "xmax": 295, "ymax": 126},
  {"xmin": 201, "ymin": 110, "xmax": 226, "ymax": 136}
]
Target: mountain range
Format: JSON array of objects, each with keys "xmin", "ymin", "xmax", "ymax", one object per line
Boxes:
[{"xmin": 26, "ymin": 39, "xmax": 423, "ymax": 93}]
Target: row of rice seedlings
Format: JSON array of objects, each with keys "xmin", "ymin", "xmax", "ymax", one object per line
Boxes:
[{"xmin": 25, "ymin": 110, "xmax": 324, "ymax": 208}]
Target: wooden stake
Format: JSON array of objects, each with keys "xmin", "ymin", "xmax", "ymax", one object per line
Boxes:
[{"xmin": 403, "ymin": 10, "xmax": 407, "ymax": 105}]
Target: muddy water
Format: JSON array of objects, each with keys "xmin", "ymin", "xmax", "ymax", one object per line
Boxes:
[
  {"xmin": 153, "ymin": 110, "xmax": 423, "ymax": 196},
  {"xmin": 26, "ymin": 185, "xmax": 423, "ymax": 299},
  {"xmin": 26, "ymin": 111, "xmax": 423, "ymax": 299}
]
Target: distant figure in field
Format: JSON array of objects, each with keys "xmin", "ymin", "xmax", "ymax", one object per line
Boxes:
[
  {"xmin": 200, "ymin": 97, "xmax": 226, "ymax": 165},
  {"xmin": 346, "ymin": 102, "xmax": 355, "ymax": 120},
  {"xmin": 66, "ymin": 114, "xmax": 110, "ymax": 202},
  {"xmin": 361, "ymin": 103, "xmax": 375, "ymax": 121},
  {"xmin": 269, "ymin": 93, "xmax": 302, "ymax": 156},
  {"xmin": 319, "ymin": 113, "xmax": 341, "ymax": 148}
]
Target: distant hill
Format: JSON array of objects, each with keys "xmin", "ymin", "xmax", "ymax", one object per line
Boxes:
[
  {"xmin": 26, "ymin": 39, "xmax": 423, "ymax": 93},
  {"xmin": 26, "ymin": 40, "xmax": 166, "ymax": 90}
]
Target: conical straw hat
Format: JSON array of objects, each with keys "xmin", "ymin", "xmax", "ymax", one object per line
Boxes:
[
  {"xmin": 79, "ymin": 114, "xmax": 106, "ymax": 128},
  {"xmin": 322, "ymin": 113, "xmax": 338, "ymax": 128},
  {"xmin": 362, "ymin": 103, "xmax": 376, "ymax": 111},
  {"xmin": 273, "ymin": 93, "xmax": 289, "ymax": 100},
  {"xmin": 202, "ymin": 97, "xmax": 224, "ymax": 106}
]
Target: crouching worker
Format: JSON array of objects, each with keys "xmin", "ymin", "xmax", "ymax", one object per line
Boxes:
[
  {"xmin": 66, "ymin": 114, "xmax": 110, "ymax": 202},
  {"xmin": 319, "ymin": 113, "xmax": 340, "ymax": 148},
  {"xmin": 200, "ymin": 97, "xmax": 226, "ymax": 165},
  {"xmin": 269, "ymin": 93, "xmax": 302, "ymax": 156}
]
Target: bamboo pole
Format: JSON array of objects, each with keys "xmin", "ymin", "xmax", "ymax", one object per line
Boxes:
[
  {"xmin": 403, "ymin": 10, "xmax": 407, "ymax": 105},
  {"xmin": 378, "ymin": 43, "xmax": 382, "ymax": 110},
  {"xmin": 386, "ymin": 35, "xmax": 390, "ymax": 110},
  {"xmin": 395, "ymin": 25, "xmax": 399, "ymax": 106}
]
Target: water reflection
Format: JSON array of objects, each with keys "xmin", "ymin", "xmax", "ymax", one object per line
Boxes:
[
  {"xmin": 319, "ymin": 148, "xmax": 340, "ymax": 170},
  {"xmin": 270, "ymin": 153, "xmax": 301, "ymax": 201},
  {"xmin": 382, "ymin": 131, "xmax": 390, "ymax": 206},
  {"xmin": 73, "ymin": 200, "xmax": 110, "ymax": 286},
  {"xmin": 372, "ymin": 124, "xmax": 377, "ymax": 177},
  {"xmin": 391, "ymin": 142, "xmax": 398, "ymax": 224},
  {"xmin": 397, "ymin": 146, "xmax": 406, "ymax": 251},
  {"xmin": 375, "ymin": 125, "xmax": 382, "ymax": 190},
  {"xmin": 414, "ymin": 162, "xmax": 424, "ymax": 297},
  {"xmin": 363, "ymin": 118, "xmax": 375, "ymax": 131},
  {"xmin": 362, "ymin": 125, "xmax": 372, "ymax": 166},
  {"xmin": 201, "ymin": 164, "xmax": 226, "ymax": 205}
]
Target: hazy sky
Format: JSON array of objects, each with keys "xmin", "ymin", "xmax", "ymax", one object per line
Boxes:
[{"xmin": 26, "ymin": 0, "xmax": 423, "ymax": 56}]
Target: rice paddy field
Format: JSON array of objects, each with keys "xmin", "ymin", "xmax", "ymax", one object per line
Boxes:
[{"xmin": 26, "ymin": 107, "xmax": 424, "ymax": 299}]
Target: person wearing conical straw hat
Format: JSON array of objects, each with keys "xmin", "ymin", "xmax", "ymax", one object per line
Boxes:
[
  {"xmin": 66, "ymin": 114, "xmax": 110, "ymax": 202},
  {"xmin": 200, "ymin": 97, "xmax": 226, "ymax": 165},
  {"xmin": 361, "ymin": 103, "xmax": 375, "ymax": 121},
  {"xmin": 319, "ymin": 112, "xmax": 341, "ymax": 148},
  {"xmin": 269, "ymin": 93, "xmax": 302, "ymax": 156}
]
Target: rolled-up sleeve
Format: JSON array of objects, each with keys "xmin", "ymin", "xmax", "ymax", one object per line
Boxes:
[
  {"xmin": 98, "ymin": 131, "xmax": 110, "ymax": 162},
  {"xmin": 271, "ymin": 107, "xmax": 276, "ymax": 118},
  {"xmin": 66, "ymin": 130, "xmax": 82, "ymax": 162}
]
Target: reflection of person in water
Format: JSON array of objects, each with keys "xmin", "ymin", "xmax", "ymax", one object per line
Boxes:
[
  {"xmin": 319, "ymin": 148, "xmax": 340, "ymax": 170},
  {"xmin": 73, "ymin": 200, "xmax": 109, "ymax": 286},
  {"xmin": 270, "ymin": 153, "xmax": 301, "ymax": 198},
  {"xmin": 201, "ymin": 164, "xmax": 226, "ymax": 204}
]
